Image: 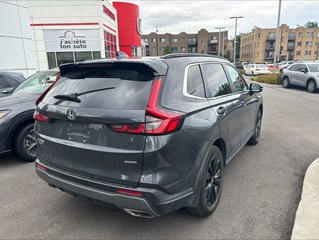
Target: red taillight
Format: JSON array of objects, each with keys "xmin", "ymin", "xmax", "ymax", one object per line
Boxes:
[
  {"xmin": 256, "ymin": 69, "xmax": 260, "ymax": 71},
  {"xmin": 33, "ymin": 111, "xmax": 50, "ymax": 122},
  {"xmin": 144, "ymin": 77, "xmax": 183, "ymax": 134},
  {"xmin": 117, "ymin": 189, "xmax": 143, "ymax": 197},
  {"xmin": 36, "ymin": 162, "xmax": 46, "ymax": 171},
  {"xmin": 108, "ymin": 76, "xmax": 183, "ymax": 135},
  {"xmin": 36, "ymin": 74, "xmax": 61, "ymax": 106}
]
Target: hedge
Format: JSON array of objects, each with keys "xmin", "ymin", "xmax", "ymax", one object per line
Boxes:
[{"xmin": 250, "ymin": 74, "xmax": 281, "ymax": 85}]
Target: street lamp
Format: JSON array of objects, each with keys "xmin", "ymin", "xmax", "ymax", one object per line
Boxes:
[
  {"xmin": 215, "ymin": 26, "xmax": 225, "ymax": 57},
  {"xmin": 155, "ymin": 26, "xmax": 159, "ymax": 56},
  {"xmin": 273, "ymin": 0, "xmax": 282, "ymax": 65},
  {"xmin": 230, "ymin": 16, "xmax": 243, "ymax": 63}
]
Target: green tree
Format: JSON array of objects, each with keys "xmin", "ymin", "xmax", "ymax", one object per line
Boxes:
[
  {"xmin": 305, "ymin": 21, "xmax": 318, "ymax": 28},
  {"xmin": 163, "ymin": 46, "xmax": 171, "ymax": 55}
]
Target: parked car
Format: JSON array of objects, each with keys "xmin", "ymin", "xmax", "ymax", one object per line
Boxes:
[
  {"xmin": 281, "ymin": 62, "xmax": 319, "ymax": 93},
  {"xmin": 277, "ymin": 61, "xmax": 294, "ymax": 71},
  {"xmin": 266, "ymin": 64, "xmax": 279, "ymax": 70},
  {"xmin": 34, "ymin": 54, "xmax": 263, "ymax": 218},
  {"xmin": 0, "ymin": 72, "xmax": 25, "ymax": 96},
  {"xmin": 0, "ymin": 70, "xmax": 59, "ymax": 161},
  {"xmin": 244, "ymin": 63, "xmax": 270, "ymax": 76}
]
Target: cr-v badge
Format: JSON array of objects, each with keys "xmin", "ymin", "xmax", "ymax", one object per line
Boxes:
[{"xmin": 67, "ymin": 109, "xmax": 76, "ymax": 120}]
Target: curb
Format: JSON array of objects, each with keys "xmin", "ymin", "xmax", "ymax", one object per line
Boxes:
[{"xmin": 291, "ymin": 158, "xmax": 319, "ymax": 239}]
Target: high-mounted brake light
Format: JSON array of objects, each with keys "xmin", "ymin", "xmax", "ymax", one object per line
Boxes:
[
  {"xmin": 36, "ymin": 74, "xmax": 61, "ymax": 106},
  {"xmin": 108, "ymin": 76, "xmax": 183, "ymax": 135},
  {"xmin": 33, "ymin": 111, "xmax": 51, "ymax": 122}
]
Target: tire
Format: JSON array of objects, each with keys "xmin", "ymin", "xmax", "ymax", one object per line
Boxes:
[
  {"xmin": 247, "ymin": 109, "xmax": 262, "ymax": 145},
  {"xmin": 14, "ymin": 123, "xmax": 37, "ymax": 162},
  {"xmin": 307, "ymin": 80, "xmax": 317, "ymax": 93},
  {"xmin": 187, "ymin": 145, "xmax": 224, "ymax": 217},
  {"xmin": 251, "ymin": 71, "xmax": 255, "ymax": 76},
  {"xmin": 282, "ymin": 77, "xmax": 290, "ymax": 88}
]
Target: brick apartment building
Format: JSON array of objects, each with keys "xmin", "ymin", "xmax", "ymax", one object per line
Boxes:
[
  {"xmin": 240, "ymin": 24, "xmax": 319, "ymax": 63},
  {"xmin": 142, "ymin": 29, "xmax": 233, "ymax": 59}
]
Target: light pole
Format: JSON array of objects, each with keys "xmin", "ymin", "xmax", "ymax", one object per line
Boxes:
[
  {"xmin": 215, "ymin": 27, "xmax": 225, "ymax": 56},
  {"xmin": 222, "ymin": 31, "xmax": 225, "ymax": 57},
  {"xmin": 155, "ymin": 26, "xmax": 159, "ymax": 56},
  {"xmin": 273, "ymin": 0, "xmax": 282, "ymax": 65},
  {"xmin": 230, "ymin": 16, "xmax": 243, "ymax": 63}
]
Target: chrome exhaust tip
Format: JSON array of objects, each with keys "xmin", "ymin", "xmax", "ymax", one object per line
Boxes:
[{"xmin": 124, "ymin": 209, "xmax": 154, "ymax": 218}]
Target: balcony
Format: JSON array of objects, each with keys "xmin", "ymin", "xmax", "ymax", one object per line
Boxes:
[
  {"xmin": 209, "ymin": 40, "xmax": 218, "ymax": 44},
  {"xmin": 188, "ymin": 40, "xmax": 197, "ymax": 45},
  {"xmin": 265, "ymin": 55, "xmax": 274, "ymax": 60},
  {"xmin": 288, "ymin": 35, "xmax": 295, "ymax": 41},
  {"xmin": 287, "ymin": 45, "xmax": 295, "ymax": 50},
  {"xmin": 266, "ymin": 36, "xmax": 275, "ymax": 41},
  {"xmin": 265, "ymin": 46, "xmax": 275, "ymax": 50}
]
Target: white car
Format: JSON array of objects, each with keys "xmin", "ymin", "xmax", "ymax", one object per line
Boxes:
[{"xmin": 244, "ymin": 64, "xmax": 270, "ymax": 76}]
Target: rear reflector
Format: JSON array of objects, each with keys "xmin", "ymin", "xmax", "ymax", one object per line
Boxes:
[
  {"xmin": 36, "ymin": 162, "xmax": 46, "ymax": 171},
  {"xmin": 33, "ymin": 111, "xmax": 51, "ymax": 122},
  {"xmin": 117, "ymin": 189, "xmax": 143, "ymax": 197}
]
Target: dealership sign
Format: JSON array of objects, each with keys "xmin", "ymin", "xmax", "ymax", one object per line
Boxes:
[{"xmin": 44, "ymin": 29, "xmax": 100, "ymax": 52}]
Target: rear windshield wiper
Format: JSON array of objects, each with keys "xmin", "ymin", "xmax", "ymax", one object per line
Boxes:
[{"xmin": 54, "ymin": 87, "xmax": 115, "ymax": 103}]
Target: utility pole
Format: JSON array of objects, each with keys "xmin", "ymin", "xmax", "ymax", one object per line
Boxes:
[
  {"xmin": 222, "ymin": 31, "xmax": 225, "ymax": 57},
  {"xmin": 155, "ymin": 26, "xmax": 159, "ymax": 56},
  {"xmin": 230, "ymin": 16, "xmax": 243, "ymax": 63},
  {"xmin": 215, "ymin": 27, "xmax": 225, "ymax": 56},
  {"xmin": 273, "ymin": 0, "xmax": 282, "ymax": 66}
]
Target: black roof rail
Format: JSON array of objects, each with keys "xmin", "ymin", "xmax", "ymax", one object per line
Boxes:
[{"xmin": 161, "ymin": 53, "xmax": 228, "ymax": 61}]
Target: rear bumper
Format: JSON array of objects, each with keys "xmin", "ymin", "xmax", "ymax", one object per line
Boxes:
[{"xmin": 35, "ymin": 160, "xmax": 194, "ymax": 217}]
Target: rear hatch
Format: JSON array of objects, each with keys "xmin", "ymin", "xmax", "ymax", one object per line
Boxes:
[{"xmin": 35, "ymin": 61, "xmax": 166, "ymax": 187}]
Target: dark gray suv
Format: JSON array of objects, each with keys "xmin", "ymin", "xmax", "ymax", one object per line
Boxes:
[{"xmin": 34, "ymin": 54, "xmax": 263, "ymax": 218}]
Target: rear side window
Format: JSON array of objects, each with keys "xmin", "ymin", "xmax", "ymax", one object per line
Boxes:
[
  {"xmin": 201, "ymin": 63, "xmax": 232, "ymax": 98},
  {"xmin": 225, "ymin": 65, "xmax": 248, "ymax": 92},
  {"xmin": 186, "ymin": 65, "xmax": 205, "ymax": 98},
  {"xmin": 43, "ymin": 64, "xmax": 155, "ymax": 110}
]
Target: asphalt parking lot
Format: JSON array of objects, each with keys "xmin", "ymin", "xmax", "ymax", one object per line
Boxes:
[{"xmin": 1, "ymin": 81, "xmax": 319, "ymax": 239}]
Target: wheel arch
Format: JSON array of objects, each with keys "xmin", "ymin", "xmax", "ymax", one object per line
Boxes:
[
  {"xmin": 212, "ymin": 138, "xmax": 227, "ymax": 165},
  {"xmin": 307, "ymin": 78, "xmax": 316, "ymax": 86},
  {"xmin": 7, "ymin": 117, "xmax": 35, "ymax": 150}
]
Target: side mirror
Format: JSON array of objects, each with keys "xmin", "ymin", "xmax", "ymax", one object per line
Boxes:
[
  {"xmin": 2, "ymin": 88, "xmax": 13, "ymax": 94},
  {"xmin": 300, "ymin": 68, "xmax": 307, "ymax": 73},
  {"xmin": 250, "ymin": 83, "xmax": 263, "ymax": 93}
]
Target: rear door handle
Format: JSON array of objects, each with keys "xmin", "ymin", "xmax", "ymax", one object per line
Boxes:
[{"xmin": 217, "ymin": 106, "xmax": 226, "ymax": 115}]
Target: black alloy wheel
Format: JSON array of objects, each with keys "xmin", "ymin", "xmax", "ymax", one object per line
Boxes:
[
  {"xmin": 15, "ymin": 123, "xmax": 37, "ymax": 162},
  {"xmin": 205, "ymin": 154, "xmax": 222, "ymax": 207},
  {"xmin": 186, "ymin": 145, "xmax": 224, "ymax": 217},
  {"xmin": 247, "ymin": 109, "xmax": 262, "ymax": 145}
]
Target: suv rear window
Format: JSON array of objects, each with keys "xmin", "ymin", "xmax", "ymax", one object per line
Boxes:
[{"xmin": 43, "ymin": 64, "xmax": 155, "ymax": 110}]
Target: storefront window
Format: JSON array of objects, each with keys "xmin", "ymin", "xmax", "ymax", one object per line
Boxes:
[
  {"xmin": 47, "ymin": 52, "xmax": 57, "ymax": 69},
  {"xmin": 75, "ymin": 52, "xmax": 92, "ymax": 62},
  {"xmin": 93, "ymin": 51, "xmax": 101, "ymax": 59},
  {"xmin": 104, "ymin": 30, "xmax": 117, "ymax": 58},
  {"xmin": 56, "ymin": 52, "xmax": 74, "ymax": 65}
]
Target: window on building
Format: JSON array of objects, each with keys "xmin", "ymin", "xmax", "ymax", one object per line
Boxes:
[
  {"xmin": 171, "ymin": 47, "xmax": 178, "ymax": 53},
  {"xmin": 188, "ymin": 46, "xmax": 197, "ymax": 53},
  {"xmin": 159, "ymin": 47, "xmax": 165, "ymax": 52},
  {"xmin": 297, "ymin": 42, "xmax": 302, "ymax": 46},
  {"xmin": 74, "ymin": 52, "xmax": 92, "ymax": 62},
  {"xmin": 93, "ymin": 51, "xmax": 101, "ymax": 59},
  {"xmin": 288, "ymin": 32, "xmax": 295, "ymax": 39},
  {"xmin": 305, "ymin": 51, "xmax": 312, "ymax": 55},
  {"xmin": 296, "ymin": 51, "xmax": 301, "ymax": 55},
  {"xmin": 181, "ymin": 47, "xmax": 185, "ymax": 52},
  {"xmin": 186, "ymin": 65, "xmax": 205, "ymax": 98},
  {"xmin": 159, "ymin": 38, "xmax": 166, "ymax": 43},
  {"xmin": 288, "ymin": 42, "xmax": 294, "ymax": 49},
  {"xmin": 144, "ymin": 39, "xmax": 149, "ymax": 43},
  {"xmin": 47, "ymin": 52, "xmax": 57, "ymax": 69},
  {"xmin": 268, "ymin": 32, "xmax": 274, "ymax": 39},
  {"xmin": 56, "ymin": 52, "xmax": 74, "ymax": 66},
  {"xmin": 258, "ymin": 33, "xmax": 261, "ymax": 38},
  {"xmin": 201, "ymin": 63, "xmax": 232, "ymax": 97},
  {"xmin": 307, "ymin": 32, "xmax": 314, "ymax": 38},
  {"xmin": 298, "ymin": 32, "xmax": 303, "ymax": 38},
  {"xmin": 172, "ymin": 38, "xmax": 178, "ymax": 43},
  {"xmin": 151, "ymin": 38, "xmax": 156, "ymax": 43},
  {"xmin": 132, "ymin": 46, "xmax": 138, "ymax": 57},
  {"xmin": 305, "ymin": 41, "xmax": 313, "ymax": 46}
]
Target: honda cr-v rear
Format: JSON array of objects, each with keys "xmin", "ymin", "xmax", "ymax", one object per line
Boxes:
[{"xmin": 35, "ymin": 54, "xmax": 263, "ymax": 217}]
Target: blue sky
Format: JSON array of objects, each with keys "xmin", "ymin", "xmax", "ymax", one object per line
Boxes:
[{"xmin": 122, "ymin": 0, "xmax": 318, "ymax": 37}]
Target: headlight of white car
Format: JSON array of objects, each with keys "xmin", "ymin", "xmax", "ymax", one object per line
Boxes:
[{"xmin": 0, "ymin": 110, "xmax": 11, "ymax": 119}]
